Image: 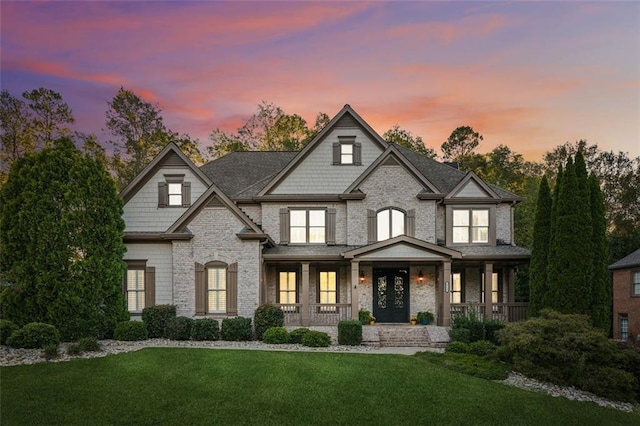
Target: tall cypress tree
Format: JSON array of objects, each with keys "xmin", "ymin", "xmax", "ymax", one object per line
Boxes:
[
  {"xmin": 0, "ymin": 138, "xmax": 128, "ymax": 340},
  {"xmin": 589, "ymin": 173, "xmax": 611, "ymax": 332},
  {"xmin": 547, "ymin": 157, "xmax": 593, "ymax": 314},
  {"xmin": 529, "ymin": 176, "xmax": 552, "ymax": 316}
]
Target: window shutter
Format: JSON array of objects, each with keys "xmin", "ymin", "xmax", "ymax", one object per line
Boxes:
[
  {"xmin": 158, "ymin": 182, "xmax": 167, "ymax": 208},
  {"xmin": 280, "ymin": 208, "xmax": 290, "ymax": 244},
  {"xmin": 333, "ymin": 142, "xmax": 340, "ymax": 165},
  {"xmin": 407, "ymin": 209, "xmax": 415, "ymax": 237},
  {"xmin": 354, "ymin": 142, "xmax": 362, "ymax": 165},
  {"xmin": 145, "ymin": 267, "xmax": 156, "ymax": 308},
  {"xmin": 195, "ymin": 262, "xmax": 206, "ymax": 315},
  {"xmin": 227, "ymin": 263, "xmax": 238, "ymax": 316},
  {"xmin": 182, "ymin": 181, "xmax": 191, "ymax": 207},
  {"xmin": 327, "ymin": 208, "xmax": 336, "ymax": 245},
  {"xmin": 367, "ymin": 209, "xmax": 377, "ymax": 244}
]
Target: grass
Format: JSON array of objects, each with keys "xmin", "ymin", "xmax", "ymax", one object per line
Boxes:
[{"xmin": 1, "ymin": 348, "xmax": 638, "ymax": 425}]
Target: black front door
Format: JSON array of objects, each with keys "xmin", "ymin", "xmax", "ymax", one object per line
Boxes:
[{"xmin": 373, "ymin": 268, "xmax": 409, "ymax": 323}]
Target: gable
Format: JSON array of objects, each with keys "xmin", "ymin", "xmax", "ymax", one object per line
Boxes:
[
  {"xmin": 454, "ymin": 180, "xmax": 492, "ymax": 198},
  {"xmin": 354, "ymin": 243, "xmax": 447, "ymax": 261},
  {"xmin": 446, "ymin": 171, "xmax": 499, "ymax": 201}
]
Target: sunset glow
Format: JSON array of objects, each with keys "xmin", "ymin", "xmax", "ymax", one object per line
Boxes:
[{"xmin": 1, "ymin": 1, "xmax": 638, "ymax": 160}]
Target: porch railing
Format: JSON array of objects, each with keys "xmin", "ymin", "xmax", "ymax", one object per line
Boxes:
[
  {"xmin": 450, "ymin": 303, "xmax": 528, "ymax": 323},
  {"xmin": 274, "ymin": 303, "xmax": 352, "ymax": 326}
]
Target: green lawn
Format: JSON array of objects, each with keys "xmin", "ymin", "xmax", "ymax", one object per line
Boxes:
[{"xmin": 1, "ymin": 348, "xmax": 637, "ymax": 425}]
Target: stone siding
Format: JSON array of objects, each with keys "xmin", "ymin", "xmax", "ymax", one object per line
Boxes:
[
  {"xmin": 172, "ymin": 206, "xmax": 261, "ymax": 318},
  {"xmin": 496, "ymin": 204, "xmax": 512, "ymax": 244}
]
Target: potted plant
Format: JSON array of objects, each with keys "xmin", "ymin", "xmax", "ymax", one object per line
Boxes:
[
  {"xmin": 358, "ymin": 309, "xmax": 371, "ymax": 325},
  {"xmin": 416, "ymin": 311, "xmax": 435, "ymax": 325},
  {"xmin": 369, "ymin": 315, "xmax": 376, "ymax": 326},
  {"xmin": 410, "ymin": 316, "xmax": 417, "ymax": 325}
]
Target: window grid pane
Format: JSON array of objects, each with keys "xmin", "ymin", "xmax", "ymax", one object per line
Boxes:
[
  {"xmin": 453, "ymin": 227, "xmax": 469, "ymax": 243},
  {"xmin": 620, "ymin": 316, "xmax": 629, "ymax": 341},
  {"xmin": 319, "ymin": 271, "xmax": 337, "ymax": 311},
  {"xmin": 279, "ymin": 272, "xmax": 297, "ymax": 309},
  {"xmin": 633, "ymin": 272, "xmax": 640, "ymax": 296},
  {"xmin": 207, "ymin": 267, "xmax": 227, "ymax": 313},
  {"xmin": 168, "ymin": 183, "xmax": 182, "ymax": 206},
  {"xmin": 341, "ymin": 144, "xmax": 353, "ymax": 164},
  {"xmin": 289, "ymin": 210, "xmax": 325, "ymax": 243},
  {"xmin": 126, "ymin": 269, "xmax": 145, "ymax": 312},
  {"xmin": 451, "ymin": 273, "xmax": 462, "ymax": 304}
]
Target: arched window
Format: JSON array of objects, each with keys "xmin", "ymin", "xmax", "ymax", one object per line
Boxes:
[
  {"xmin": 377, "ymin": 208, "xmax": 405, "ymax": 241},
  {"xmin": 206, "ymin": 262, "xmax": 227, "ymax": 313}
]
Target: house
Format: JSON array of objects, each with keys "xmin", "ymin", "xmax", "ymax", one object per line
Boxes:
[
  {"xmin": 120, "ymin": 104, "xmax": 530, "ymax": 327},
  {"xmin": 609, "ymin": 248, "xmax": 640, "ymax": 341}
]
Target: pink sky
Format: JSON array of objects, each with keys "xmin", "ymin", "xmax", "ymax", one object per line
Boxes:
[{"xmin": 1, "ymin": 1, "xmax": 638, "ymax": 161}]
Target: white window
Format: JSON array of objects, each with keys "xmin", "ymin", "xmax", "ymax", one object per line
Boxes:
[
  {"xmin": 451, "ymin": 272, "xmax": 462, "ymax": 304},
  {"xmin": 290, "ymin": 209, "xmax": 325, "ymax": 244},
  {"xmin": 377, "ymin": 208, "xmax": 405, "ymax": 241},
  {"xmin": 279, "ymin": 271, "xmax": 297, "ymax": 312},
  {"xmin": 481, "ymin": 272, "xmax": 500, "ymax": 303},
  {"xmin": 633, "ymin": 272, "xmax": 640, "ymax": 296},
  {"xmin": 168, "ymin": 183, "xmax": 182, "ymax": 206},
  {"xmin": 453, "ymin": 209, "xmax": 489, "ymax": 244},
  {"xmin": 126, "ymin": 269, "xmax": 145, "ymax": 312},
  {"xmin": 207, "ymin": 266, "xmax": 227, "ymax": 313},
  {"xmin": 319, "ymin": 271, "xmax": 337, "ymax": 312},
  {"xmin": 341, "ymin": 143, "xmax": 353, "ymax": 164},
  {"xmin": 620, "ymin": 315, "xmax": 629, "ymax": 341}
]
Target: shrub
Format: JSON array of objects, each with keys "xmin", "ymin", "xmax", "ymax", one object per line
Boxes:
[
  {"xmin": 43, "ymin": 344, "xmax": 60, "ymax": 360},
  {"xmin": 449, "ymin": 328, "xmax": 471, "ymax": 343},
  {"xmin": 254, "ymin": 304, "xmax": 285, "ymax": 340},
  {"xmin": 141, "ymin": 305, "xmax": 176, "ymax": 338},
  {"xmin": 468, "ymin": 340, "xmax": 497, "ymax": 357},
  {"xmin": 221, "ymin": 317, "xmax": 253, "ymax": 341},
  {"xmin": 483, "ymin": 319, "xmax": 505, "ymax": 345},
  {"xmin": 446, "ymin": 341, "xmax": 469, "ymax": 354},
  {"xmin": 190, "ymin": 318, "xmax": 220, "ymax": 341},
  {"xmin": 0, "ymin": 319, "xmax": 19, "ymax": 345},
  {"xmin": 113, "ymin": 321, "xmax": 148, "ymax": 341},
  {"xmin": 338, "ymin": 320, "xmax": 362, "ymax": 346},
  {"xmin": 302, "ymin": 330, "xmax": 331, "ymax": 347},
  {"xmin": 451, "ymin": 312, "xmax": 505, "ymax": 345},
  {"xmin": 289, "ymin": 328, "xmax": 311, "ymax": 344},
  {"xmin": 78, "ymin": 337, "xmax": 101, "ymax": 352},
  {"xmin": 66, "ymin": 343, "xmax": 83, "ymax": 356},
  {"xmin": 497, "ymin": 309, "xmax": 640, "ymax": 402},
  {"xmin": 358, "ymin": 309, "xmax": 371, "ymax": 325},
  {"xmin": 263, "ymin": 327, "xmax": 290, "ymax": 344},
  {"xmin": 6, "ymin": 322, "xmax": 60, "ymax": 349},
  {"xmin": 165, "ymin": 316, "xmax": 194, "ymax": 341}
]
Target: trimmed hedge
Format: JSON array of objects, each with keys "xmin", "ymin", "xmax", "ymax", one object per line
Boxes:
[
  {"xmin": 190, "ymin": 318, "xmax": 220, "ymax": 341},
  {"xmin": 0, "ymin": 319, "xmax": 19, "ymax": 345},
  {"xmin": 114, "ymin": 321, "xmax": 148, "ymax": 341},
  {"xmin": 254, "ymin": 304, "xmax": 284, "ymax": 340},
  {"xmin": 141, "ymin": 305, "xmax": 176, "ymax": 338},
  {"xmin": 289, "ymin": 328, "xmax": 311, "ymax": 344},
  {"xmin": 6, "ymin": 322, "xmax": 60, "ymax": 349},
  {"xmin": 451, "ymin": 312, "xmax": 504, "ymax": 345},
  {"xmin": 338, "ymin": 320, "xmax": 362, "ymax": 346},
  {"xmin": 302, "ymin": 330, "xmax": 331, "ymax": 347},
  {"xmin": 446, "ymin": 340, "xmax": 497, "ymax": 357},
  {"xmin": 221, "ymin": 317, "xmax": 253, "ymax": 341},
  {"xmin": 165, "ymin": 316, "xmax": 194, "ymax": 341},
  {"xmin": 263, "ymin": 327, "xmax": 289, "ymax": 344}
]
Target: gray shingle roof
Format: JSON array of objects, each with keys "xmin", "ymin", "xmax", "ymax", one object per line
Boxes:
[
  {"xmin": 200, "ymin": 151, "xmax": 297, "ymax": 198},
  {"xmin": 609, "ymin": 248, "xmax": 640, "ymax": 270},
  {"xmin": 449, "ymin": 245, "xmax": 531, "ymax": 259}
]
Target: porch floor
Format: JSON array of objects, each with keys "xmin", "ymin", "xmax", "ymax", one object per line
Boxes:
[{"xmin": 285, "ymin": 324, "xmax": 450, "ymax": 348}]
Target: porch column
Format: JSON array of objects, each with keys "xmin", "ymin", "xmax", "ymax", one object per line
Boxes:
[
  {"xmin": 351, "ymin": 260, "xmax": 360, "ymax": 320},
  {"xmin": 507, "ymin": 268, "xmax": 515, "ymax": 303},
  {"xmin": 301, "ymin": 262, "xmax": 310, "ymax": 326},
  {"xmin": 484, "ymin": 262, "xmax": 493, "ymax": 320},
  {"xmin": 441, "ymin": 260, "xmax": 451, "ymax": 326}
]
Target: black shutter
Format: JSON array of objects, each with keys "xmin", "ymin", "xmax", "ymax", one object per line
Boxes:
[
  {"xmin": 354, "ymin": 142, "xmax": 362, "ymax": 165},
  {"xmin": 280, "ymin": 208, "xmax": 290, "ymax": 244},
  {"xmin": 367, "ymin": 209, "xmax": 377, "ymax": 244},
  {"xmin": 333, "ymin": 142, "xmax": 340, "ymax": 165},
  {"xmin": 327, "ymin": 208, "xmax": 336, "ymax": 245},
  {"xmin": 182, "ymin": 181, "xmax": 191, "ymax": 207},
  {"xmin": 158, "ymin": 182, "xmax": 167, "ymax": 208}
]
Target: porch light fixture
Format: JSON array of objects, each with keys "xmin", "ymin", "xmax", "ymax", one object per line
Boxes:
[
  {"xmin": 418, "ymin": 270, "xmax": 424, "ymax": 283},
  {"xmin": 359, "ymin": 271, "xmax": 365, "ymax": 283}
]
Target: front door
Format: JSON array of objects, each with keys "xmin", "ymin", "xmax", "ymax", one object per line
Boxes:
[{"xmin": 373, "ymin": 268, "xmax": 409, "ymax": 323}]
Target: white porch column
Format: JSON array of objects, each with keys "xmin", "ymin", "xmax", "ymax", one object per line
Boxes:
[
  {"xmin": 351, "ymin": 261, "xmax": 360, "ymax": 320},
  {"xmin": 484, "ymin": 262, "xmax": 493, "ymax": 320},
  {"xmin": 441, "ymin": 260, "xmax": 451, "ymax": 326},
  {"xmin": 301, "ymin": 262, "xmax": 310, "ymax": 326}
]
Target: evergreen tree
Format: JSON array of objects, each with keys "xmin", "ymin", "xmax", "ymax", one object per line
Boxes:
[
  {"xmin": 529, "ymin": 176, "xmax": 552, "ymax": 315},
  {"xmin": 0, "ymin": 138, "xmax": 128, "ymax": 340},
  {"xmin": 589, "ymin": 173, "xmax": 611, "ymax": 332},
  {"xmin": 547, "ymin": 157, "xmax": 593, "ymax": 315}
]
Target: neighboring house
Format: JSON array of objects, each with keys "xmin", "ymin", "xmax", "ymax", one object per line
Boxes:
[
  {"xmin": 609, "ymin": 248, "xmax": 640, "ymax": 341},
  {"xmin": 120, "ymin": 105, "xmax": 530, "ymax": 326}
]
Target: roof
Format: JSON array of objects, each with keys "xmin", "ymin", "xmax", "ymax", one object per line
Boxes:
[
  {"xmin": 609, "ymin": 248, "xmax": 640, "ymax": 270},
  {"xmin": 263, "ymin": 245, "xmax": 358, "ymax": 260},
  {"xmin": 449, "ymin": 245, "xmax": 531, "ymax": 260},
  {"xmin": 200, "ymin": 151, "xmax": 296, "ymax": 198}
]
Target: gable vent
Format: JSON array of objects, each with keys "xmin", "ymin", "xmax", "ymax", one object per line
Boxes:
[
  {"xmin": 382, "ymin": 157, "xmax": 399, "ymax": 166},
  {"xmin": 160, "ymin": 151, "xmax": 186, "ymax": 167},
  {"xmin": 335, "ymin": 114, "xmax": 358, "ymax": 128}
]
